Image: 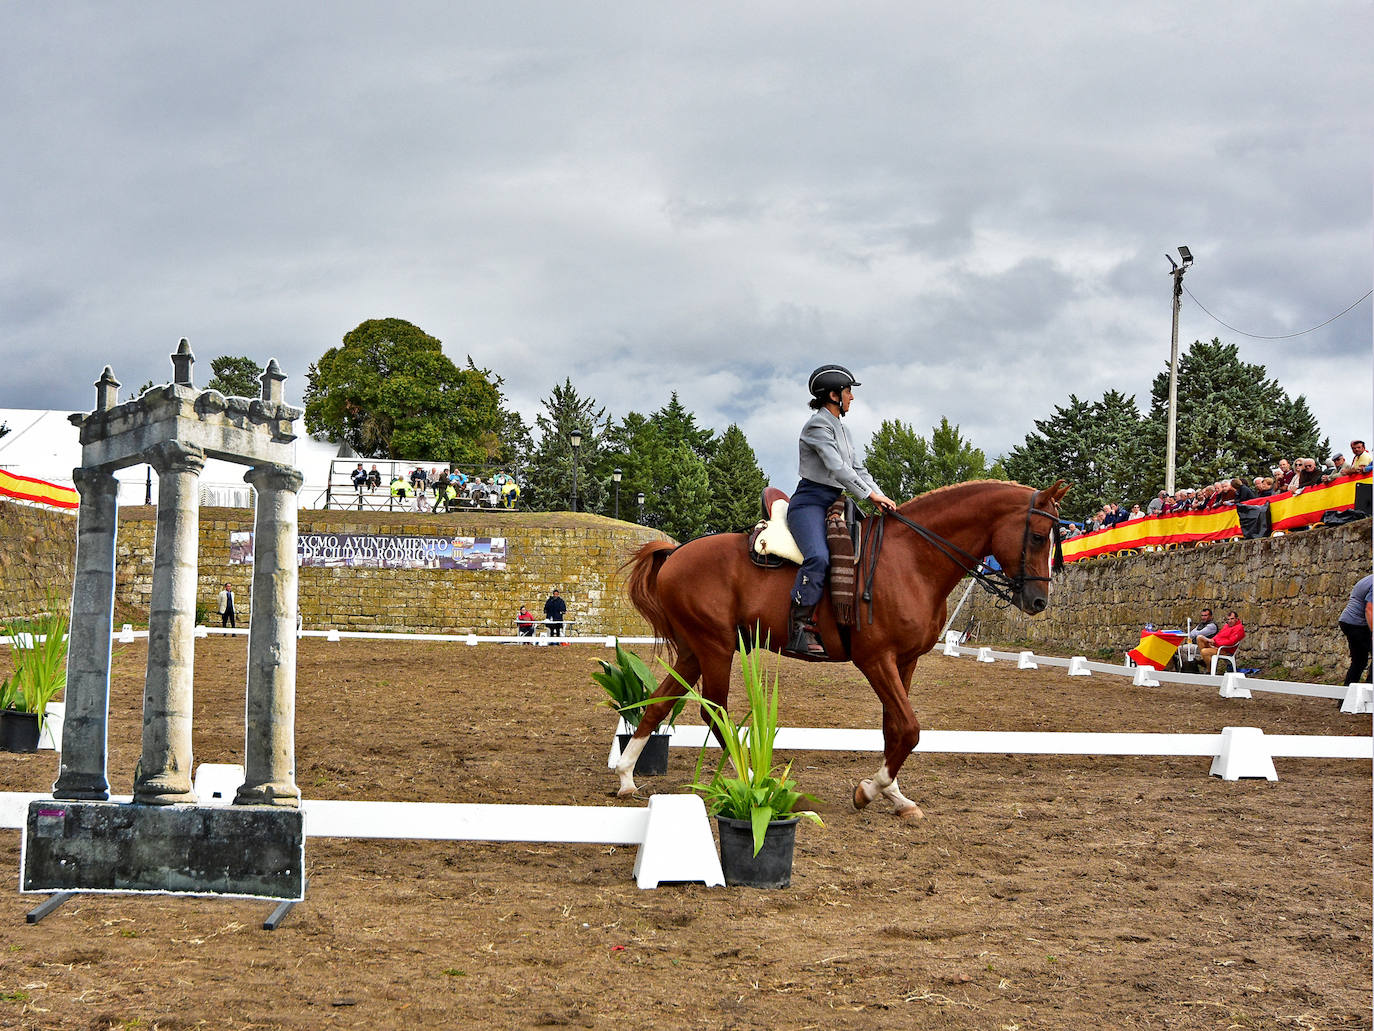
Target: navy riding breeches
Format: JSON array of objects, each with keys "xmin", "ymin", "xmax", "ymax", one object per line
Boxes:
[{"xmin": 786, "ymin": 479, "xmax": 842, "ymax": 607}]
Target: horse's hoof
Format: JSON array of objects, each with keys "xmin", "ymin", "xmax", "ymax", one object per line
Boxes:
[
  {"xmin": 895, "ymin": 803, "xmax": 924, "ymax": 821},
  {"xmin": 853, "ymin": 783, "xmax": 873, "ymax": 810},
  {"xmin": 616, "ymin": 783, "xmax": 639, "ymax": 799}
]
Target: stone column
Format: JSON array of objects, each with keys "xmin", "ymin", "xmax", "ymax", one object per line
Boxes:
[
  {"xmin": 52, "ymin": 466, "xmax": 120, "ymax": 801},
  {"xmin": 235, "ymin": 463, "xmax": 303, "ymax": 807},
  {"xmin": 134, "ymin": 441, "xmax": 205, "ymax": 805}
]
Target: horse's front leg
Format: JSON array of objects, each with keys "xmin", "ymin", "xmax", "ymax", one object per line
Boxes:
[
  {"xmin": 853, "ymin": 658, "xmax": 924, "ymax": 820},
  {"xmin": 615, "ymin": 651, "xmax": 700, "ymax": 797}
]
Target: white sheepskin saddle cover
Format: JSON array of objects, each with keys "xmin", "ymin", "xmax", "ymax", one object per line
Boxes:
[{"xmin": 753, "ymin": 498, "xmax": 804, "ymax": 566}]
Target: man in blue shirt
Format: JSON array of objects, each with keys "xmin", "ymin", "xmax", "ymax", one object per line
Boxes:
[{"xmin": 1338, "ymin": 574, "xmax": 1373, "ymax": 686}]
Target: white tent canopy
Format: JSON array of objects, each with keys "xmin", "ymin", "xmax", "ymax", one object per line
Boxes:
[{"xmin": 0, "ymin": 408, "xmax": 346, "ymax": 508}]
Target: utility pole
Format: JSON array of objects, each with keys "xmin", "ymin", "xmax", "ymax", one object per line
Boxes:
[{"xmin": 1165, "ymin": 245, "xmax": 1193, "ymax": 496}]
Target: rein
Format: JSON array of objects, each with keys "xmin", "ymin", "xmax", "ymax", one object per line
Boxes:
[{"xmin": 859, "ymin": 490, "xmax": 1060, "ymax": 621}]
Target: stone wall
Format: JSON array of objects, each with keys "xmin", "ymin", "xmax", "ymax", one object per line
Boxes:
[
  {"xmin": 0, "ymin": 501, "xmax": 76, "ymax": 620},
  {"xmin": 963, "ymin": 517, "xmax": 1372, "ymax": 681},
  {"xmin": 109, "ymin": 507, "xmax": 670, "ymax": 636}
]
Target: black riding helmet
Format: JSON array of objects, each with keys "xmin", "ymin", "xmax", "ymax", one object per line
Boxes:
[{"xmin": 808, "ymin": 364, "xmax": 860, "ymax": 402}]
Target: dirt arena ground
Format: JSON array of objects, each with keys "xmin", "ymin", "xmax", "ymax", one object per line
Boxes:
[{"xmin": 0, "ymin": 636, "xmax": 1369, "ymax": 1030}]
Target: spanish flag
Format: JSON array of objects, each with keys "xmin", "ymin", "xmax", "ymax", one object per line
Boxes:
[
  {"xmin": 1061, "ymin": 507, "xmax": 1242, "ymax": 563},
  {"xmin": 1128, "ymin": 630, "xmax": 1184, "ymax": 671},
  {"xmin": 1268, "ymin": 472, "xmax": 1371, "ymax": 532},
  {"xmin": 0, "ymin": 469, "xmax": 79, "ymax": 510}
]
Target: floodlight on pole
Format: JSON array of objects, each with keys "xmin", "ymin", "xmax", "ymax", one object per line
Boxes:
[{"xmin": 1164, "ymin": 245, "xmax": 1192, "ymax": 496}]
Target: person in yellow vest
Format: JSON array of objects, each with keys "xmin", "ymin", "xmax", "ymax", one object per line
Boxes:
[{"xmin": 389, "ymin": 473, "xmax": 408, "ymax": 504}]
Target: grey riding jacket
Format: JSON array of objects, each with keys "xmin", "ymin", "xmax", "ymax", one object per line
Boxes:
[{"xmin": 797, "ymin": 409, "xmax": 881, "ymax": 501}]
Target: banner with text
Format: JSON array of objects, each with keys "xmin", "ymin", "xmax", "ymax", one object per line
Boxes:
[{"xmin": 229, "ymin": 531, "xmax": 507, "ymax": 570}]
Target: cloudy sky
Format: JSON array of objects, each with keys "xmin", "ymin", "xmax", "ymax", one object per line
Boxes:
[{"xmin": 3, "ymin": 2, "xmax": 1370, "ymax": 485}]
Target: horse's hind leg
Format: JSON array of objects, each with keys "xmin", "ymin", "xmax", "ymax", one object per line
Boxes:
[{"xmin": 615, "ymin": 649, "xmax": 700, "ymax": 797}]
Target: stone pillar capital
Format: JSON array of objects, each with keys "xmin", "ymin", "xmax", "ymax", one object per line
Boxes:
[
  {"xmin": 147, "ymin": 440, "xmax": 205, "ymax": 476},
  {"xmin": 245, "ymin": 463, "xmax": 304, "ymax": 494},
  {"xmin": 72, "ymin": 465, "xmax": 119, "ymax": 496}
]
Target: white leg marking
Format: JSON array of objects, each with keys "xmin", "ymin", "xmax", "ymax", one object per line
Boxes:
[{"xmin": 615, "ymin": 735, "xmax": 648, "ymax": 797}]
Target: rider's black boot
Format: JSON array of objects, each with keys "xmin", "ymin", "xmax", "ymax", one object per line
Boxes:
[{"xmin": 784, "ymin": 601, "xmax": 827, "ymax": 661}]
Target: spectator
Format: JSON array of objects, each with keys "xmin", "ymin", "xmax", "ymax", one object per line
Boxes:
[
  {"xmin": 1231, "ymin": 477, "xmax": 1256, "ymax": 503},
  {"xmin": 1176, "ymin": 606, "xmax": 1218, "ymax": 671},
  {"xmin": 1127, "ymin": 504, "xmax": 1144, "ymax": 520},
  {"xmin": 1162, "ymin": 493, "xmax": 1178, "ymax": 513},
  {"xmin": 517, "ymin": 605, "xmax": 536, "ymax": 637},
  {"xmin": 1197, "ymin": 611, "xmax": 1245, "ymax": 668},
  {"xmin": 1348, "ymin": 440, "xmax": 1372, "ymax": 474},
  {"xmin": 1273, "ymin": 459, "xmax": 1295, "ymax": 492},
  {"xmin": 410, "ymin": 466, "xmax": 428, "ymax": 492},
  {"xmin": 350, "ymin": 463, "xmax": 367, "ymax": 495},
  {"xmin": 365, "ymin": 465, "xmax": 382, "ymax": 491},
  {"xmin": 389, "ymin": 473, "xmax": 409, "ymax": 501},
  {"xmin": 1253, "ymin": 476, "xmax": 1274, "ymax": 497},
  {"xmin": 1147, "ymin": 490, "xmax": 1166, "ymax": 516},
  {"xmin": 217, "ymin": 583, "xmax": 237, "ymax": 629},
  {"xmin": 1322, "ymin": 453, "xmax": 1346, "ymax": 481},
  {"xmin": 1338, "ymin": 574, "xmax": 1373, "ymax": 686},
  {"xmin": 1294, "ymin": 458, "xmax": 1322, "ymax": 490},
  {"xmin": 500, "ymin": 479, "xmax": 521, "ymax": 510},
  {"xmin": 543, "ymin": 589, "xmax": 568, "ymax": 637}
]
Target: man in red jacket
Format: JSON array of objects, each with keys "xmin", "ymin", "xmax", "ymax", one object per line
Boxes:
[{"xmin": 1197, "ymin": 611, "xmax": 1245, "ymax": 668}]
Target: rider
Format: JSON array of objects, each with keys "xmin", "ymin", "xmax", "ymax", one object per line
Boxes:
[{"xmin": 785, "ymin": 364, "xmax": 897, "ymax": 660}]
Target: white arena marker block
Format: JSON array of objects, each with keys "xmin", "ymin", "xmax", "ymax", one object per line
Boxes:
[
  {"xmin": 942, "ymin": 631, "xmax": 961, "ymax": 657},
  {"xmin": 1219, "ymin": 672, "xmax": 1252, "ymax": 699},
  {"xmin": 326, "ymin": 628, "xmax": 340, "ymax": 642},
  {"xmin": 466, "ymin": 633, "xmax": 479, "ymax": 646},
  {"xmin": 1340, "ymin": 683, "xmax": 1373, "ymax": 714},
  {"xmin": 192, "ymin": 763, "xmax": 245, "ymax": 806},
  {"xmin": 119, "ymin": 623, "xmax": 135, "ymax": 643},
  {"xmin": 1131, "ymin": 665, "xmax": 1159, "ymax": 688},
  {"xmin": 1017, "ymin": 651, "xmax": 1038, "ymax": 670},
  {"xmin": 976, "ymin": 647, "xmax": 994, "ymax": 663},
  {"xmin": 194, "ymin": 624, "xmax": 208, "ymax": 638},
  {"xmin": 633, "ymin": 794, "xmax": 724, "ymax": 890},
  {"xmin": 1067, "ymin": 656, "xmax": 1091, "ymax": 676},
  {"xmin": 604, "ymin": 636, "xmax": 617, "ymax": 647},
  {"xmin": 1209, "ymin": 727, "xmax": 1277, "ymax": 781}
]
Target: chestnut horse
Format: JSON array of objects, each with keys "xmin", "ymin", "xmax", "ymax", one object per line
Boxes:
[{"xmin": 616, "ymin": 478, "xmax": 1069, "ymax": 819}]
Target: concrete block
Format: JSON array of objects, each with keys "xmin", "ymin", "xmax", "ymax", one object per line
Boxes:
[{"xmin": 22, "ymin": 800, "xmax": 305, "ymax": 900}]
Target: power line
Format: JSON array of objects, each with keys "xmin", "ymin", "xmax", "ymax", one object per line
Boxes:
[{"xmin": 1183, "ymin": 285, "xmax": 1372, "ymax": 341}]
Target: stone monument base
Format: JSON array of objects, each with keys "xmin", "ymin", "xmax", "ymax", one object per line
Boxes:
[{"xmin": 21, "ymin": 801, "xmax": 304, "ymax": 901}]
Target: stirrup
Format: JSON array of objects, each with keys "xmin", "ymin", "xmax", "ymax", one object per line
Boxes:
[{"xmin": 784, "ymin": 605, "xmax": 828, "ymax": 661}]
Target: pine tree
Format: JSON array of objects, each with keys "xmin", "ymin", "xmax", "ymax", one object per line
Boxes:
[
  {"xmin": 523, "ymin": 380, "xmax": 609, "ymax": 512},
  {"xmin": 866, "ymin": 417, "xmax": 992, "ymax": 502},
  {"xmin": 706, "ymin": 424, "xmax": 769, "ymax": 532}
]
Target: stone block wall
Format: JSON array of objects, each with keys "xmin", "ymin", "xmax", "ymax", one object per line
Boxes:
[
  {"xmin": 962, "ymin": 518, "xmax": 1372, "ymax": 680},
  {"xmin": 110, "ymin": 507, "xmax": 671, "ymax": 636},
  {"xmin": 0, "ymin": 501, "xmax": 76, "ymax": 620}
]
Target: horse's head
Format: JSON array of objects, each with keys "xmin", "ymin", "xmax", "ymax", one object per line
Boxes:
[{"xmin": 987, "ymin": 479, "xmax": 1070, "ymax": 616}]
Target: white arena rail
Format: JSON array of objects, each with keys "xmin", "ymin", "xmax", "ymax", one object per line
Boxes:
[{"xmin": 95, "ymin": 624, "xmax": 662, "ymax": 647}]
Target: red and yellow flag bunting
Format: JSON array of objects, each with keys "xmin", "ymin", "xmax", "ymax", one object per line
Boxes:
[
  {"xmin": 0, "ymin": 469, "xmax": 80, "ymax": 510},
  {"xmin": 1127, "ymin": 630, "xmax": 1184, "ymax": 671}
]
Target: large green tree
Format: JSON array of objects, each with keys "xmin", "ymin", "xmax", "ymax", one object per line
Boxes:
[
  {"xmin": 206, "ymin": 355, "xmax": 264, "ymax": 398},
  {"xmin": 865, "ymin": 416, "xmax": 994, "ymax": 501},
  {"xmin": 523, "ymin": 379, "xmax": 610, "ymax": 513},
  {"xmin": 303, "ymin": 318, "xmax": 515, "ymax": 466},
  {"xmin": 706, "ymin": 424, "xmax": 769, "ymax": 532},
  {"xmin": 1139, "ymin": 338, "xmax": 1328, "ymax": 487},
  {"xmin": 1001, "ymin": 390, "xmax": 1152, "ymax": 522}
]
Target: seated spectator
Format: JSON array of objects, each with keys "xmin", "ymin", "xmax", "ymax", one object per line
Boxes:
[
  {"xmin": 1127, "ymin": 504, "xmax": 1144, "ymax": 520},
  {"xmin": 410, "ymin": 466, "xmax": 428, "ymax": 492},
  {"xmin": 365, "ymin": 464, "xmax": 382, "ymax": 490},
  {"xmin": 500, "ymin": 479, "xmax": 521, "ymax": 510},
  {"xmin": 1176, "ymin": 606, "xmax": 1217, "ymax": 672},
  {"xmin": 1231, "ymin": 477, "xmax": 1256, "ymax": 503},
  {"xmin": 1272, "ymin": 459, "xmax": 1295, "ymax": 492},
  {"xmin": 1294, "ymin": 457, "xmax": 1322, "ymax": 490},
  {"xmin": 1252, "ymin": 476, "xmax": 1274, "ymax": 497},
  {"xmin": 1147, "ymin": 490, "xmax": 1166, "ymax": 516},
  {"xmin": 1197, "ymin": 610, "xmax": 1245, "ymax": 668},
  {"xmin": 389, "ymin": 473, "xmax": 409, "ymax": 500},
  {"xmin": 350, "ymin": 463, "xmax": 367, "ymax": 494},
  {"xmin": 517, "ymin": 605, "xmax": 536, "ymax": 637},
  {"xmin": 1349, "ymin": 440, "xmax": 1372, "ymax": 474}
]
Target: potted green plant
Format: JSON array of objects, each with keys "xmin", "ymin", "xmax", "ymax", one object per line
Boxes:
[
  {"xmin": 665, "ymin": 631, "xmax": 823, "ymax": 889},
  {"xmin": 1, "ymin": 603, "xmax": 69, "ymax": 754},
  {"xmin": 593, "ymin": 639, "xmax": 683, "ymax": 776}
]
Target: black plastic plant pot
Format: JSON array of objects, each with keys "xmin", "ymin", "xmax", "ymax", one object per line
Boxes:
[
  {"xmin": 716, "ymin": 814, "xmax": 800, "ymax": 889},
  {"xmin": 0, "ymin": 710, "xmax": 41, "ymax": 753},
  {"xmin": 617, "ymin": 731, "xmax": 671, "ymax": 776}
]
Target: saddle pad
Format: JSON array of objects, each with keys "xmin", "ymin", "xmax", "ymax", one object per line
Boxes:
[{"xmin": 753, "ymin": 499, "xmax": 805, "ymax": 565}]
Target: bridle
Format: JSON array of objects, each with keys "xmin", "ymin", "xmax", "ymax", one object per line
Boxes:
[{"xmin": 859, "ymin": 488, "xmax": 1062, "ymax": 616}]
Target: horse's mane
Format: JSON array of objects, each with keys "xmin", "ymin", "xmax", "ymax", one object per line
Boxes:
[{"xmin": 902, "ymin": 478, "xmax": 1033, "ymax": 511}]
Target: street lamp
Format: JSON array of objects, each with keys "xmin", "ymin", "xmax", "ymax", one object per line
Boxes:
[
  {"xmin": 1164, "ymin": 245, "xmax": 1194, "ymax": 496},
  {"xmin": 636, "ymin": 491, "xmax": 645, "ymax": 524},
  {"xmin": 612, "ymin": 467, "xmax": 622, "ymax": 520},
  {"xmin": 569, "ymin": 427, "xmax": 584, "ymax": 512}
]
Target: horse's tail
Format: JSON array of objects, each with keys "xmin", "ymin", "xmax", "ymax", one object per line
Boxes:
[{"xmin": 623, "ymin": 541, "xmax": 679, "ymax": 653}]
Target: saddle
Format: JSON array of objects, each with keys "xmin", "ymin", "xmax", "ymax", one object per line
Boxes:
[{"xmin": 748, "ymin": 488, "xmax": 863, "ymax": 626}]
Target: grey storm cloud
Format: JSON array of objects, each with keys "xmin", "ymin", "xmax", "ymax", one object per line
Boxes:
[{"xmin": 1, "ymin": 1, "xmax": 1369, "ymax": 487}]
